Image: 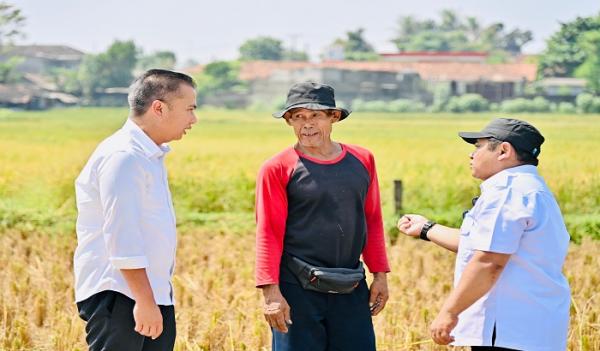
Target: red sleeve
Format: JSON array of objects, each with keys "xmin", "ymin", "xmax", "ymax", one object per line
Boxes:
[
  {"xmin": 345, "ymin": 144, "xmax": 390, "ymax": 273},
  {"xmin": 255, "ymin": 148, "xmax": 298, "ymax": 286}
]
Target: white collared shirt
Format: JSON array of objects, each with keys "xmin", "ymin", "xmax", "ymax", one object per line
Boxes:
[
  {"xmin": 74, "ymin": 118, "xmax": 177, "ymax": 305},
  {"xmin": 452, "ymin": 165, "xmax": 570, "ymax": 351}
]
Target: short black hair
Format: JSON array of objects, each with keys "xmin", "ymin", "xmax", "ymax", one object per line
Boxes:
[
  {"xmin": 487, "ymin": 137, "xmax": 539, "ymax": 166},
  {"xmin": 128, "ymin": 69, "xmax": 196, "ymax": 116}
]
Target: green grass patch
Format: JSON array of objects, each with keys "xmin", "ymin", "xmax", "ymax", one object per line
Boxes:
[{"xmin": 0, "ymin": 108, "xmax": 599, "ymax": 240}]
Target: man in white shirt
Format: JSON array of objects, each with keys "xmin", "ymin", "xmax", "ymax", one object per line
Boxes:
[
  {"xmin": 397, "ymin": 118, "xmax": 570, "ymax": 351},
  {"xmin": 73, "ymin": 69, "xmax": 197, "ymax": 351}
]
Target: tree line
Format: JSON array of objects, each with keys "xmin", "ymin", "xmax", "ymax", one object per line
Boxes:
[{"xmin": 1, "ymin": 2, "xmax": 599, "ymax": 100}]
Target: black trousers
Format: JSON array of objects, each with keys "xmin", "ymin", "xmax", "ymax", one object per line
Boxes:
[
  {"xmin": 272, "ymin": 280, "xmax": 375, "ymax": 351},
  {"xmin": 77, "ymin": 290, "xmax": 176, "ymax": 351}
]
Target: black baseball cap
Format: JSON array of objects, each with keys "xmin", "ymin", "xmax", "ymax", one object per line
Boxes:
[
  {"xmin": 273, "ymin": 81, "xmax": 351, "ymax": 120},
  {"xmin": 459, "ymin": 118, "xmax": 545, "ymax": 157}
]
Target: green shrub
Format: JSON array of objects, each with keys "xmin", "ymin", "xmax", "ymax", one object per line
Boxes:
[
  {"xmin": 531, "ymin": 97, "xmax": 552, "ymax": 112},
  {"xmin": 431, "ymin": 84, "xmax": 451, "ymax": 112},
  {"xmin": 500, "ymin": 97, "xmax": 552, "ymax": 113},
  {"xmin": 500, "ymin": 98, "xmax": 529, "ymax": 113},
  {"xmin": 362, "ymin": 100, "xmax": 388, "ymax": 112},
  {"xmin": 557, "ymin": 102, "xmax": 576, "ymax": 113},
  {"xmin": 445, "ymin": 94, "xmax": 490, "ymax": 112},
  {"xmin": 576, "ymin": 93, "xmax": 600, "ymax": 113},
  {"xmin": 386, "ymin": 99, "xmax": 426, "ymax": 113},
  {"xmin": 352, "ymin": 99, "xmax": 426, "ymax": 113},
  {"xmin": 351, "ymin": 99, "xmax": 366, "ymax": 111}
]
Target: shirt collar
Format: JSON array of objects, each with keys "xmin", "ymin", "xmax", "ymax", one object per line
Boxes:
[
  {"xmin": 122, "ymin": 118, "xmax": 170, "ymax": 159},
  {"xmin": 480, "ymin": 164, "xmax": 538, "ymax": 192}
]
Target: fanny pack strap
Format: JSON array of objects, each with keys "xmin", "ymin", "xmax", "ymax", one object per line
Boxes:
[{"xmin": 282, "ymin": 251, "xmax": 307, "ymax": 277}]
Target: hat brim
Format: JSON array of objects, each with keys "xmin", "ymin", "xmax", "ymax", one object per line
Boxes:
[
  {"xmin": 458, "ymin": 131, "xmax": 494, "ymax": 144},
  {"xmin": 273, "ymin": 103, "xmax": 351, "ymax": 121}
]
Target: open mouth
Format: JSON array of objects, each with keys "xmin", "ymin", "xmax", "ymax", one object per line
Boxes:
[{"xmin": 302, "ymin": 131, "xmax": 318, "ymax": 137}]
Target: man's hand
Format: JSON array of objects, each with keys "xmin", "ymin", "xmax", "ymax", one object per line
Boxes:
[
  {"xmin": 369, "ymin": 272, "xmax": 389, "ymax": 316},
  {"xmin": 397, "ymin": 214, "xmax": 429, "ymax": 237},
  {"xmin": 429, "ymin": 310, "xmax": 457, "ymax": 345},
  {"xmin": 261, "ymin": 284, "xmax": 292, "ymax": 333},
  {"xmin": 120, "ymin": 268, "xmax": 163, "ymax": 339},
  {"xmin": 133, "ymin": 300, "xmax": 163, "ymax": 339}
]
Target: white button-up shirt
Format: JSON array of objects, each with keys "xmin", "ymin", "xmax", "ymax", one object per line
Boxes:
[
  {"xmin": 453, "ymin": 165, "xmax": 570, "ymax": 351},
  {"xmin": 74, "ymin": 119, "xmax": 177, "ymax": 305}
]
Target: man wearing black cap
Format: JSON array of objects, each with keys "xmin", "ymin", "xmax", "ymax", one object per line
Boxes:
[
  {"xmin": 397, "ymin": 118, "xmax": 570, "ymax": 351},
  {"xmin": 255, "ymin": 82, "xmax": 390, "ymax": 350}
]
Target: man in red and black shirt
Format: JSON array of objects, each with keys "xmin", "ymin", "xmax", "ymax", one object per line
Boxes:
[{"xmin": 255, "ymin": 82, "xmax": 390, "ymax": 350}]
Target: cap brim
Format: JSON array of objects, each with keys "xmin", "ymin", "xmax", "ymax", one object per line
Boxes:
[
  {"xmin": 273, "ymin": 103, "xmax": 351, "ymax": 121},
  {"xmin": 458, "ymin": 131, "xmax": 494, "ymax": 144}
]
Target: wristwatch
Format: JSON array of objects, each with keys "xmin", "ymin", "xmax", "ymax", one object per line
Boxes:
[{"xmin": 420, "ymin": 220, "xmax": 437, "ymax": 241}]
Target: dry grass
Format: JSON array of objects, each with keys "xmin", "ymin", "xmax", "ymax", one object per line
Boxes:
[
  {"xmin": 0, "ymin": 229, "xmax": 598, "ymax": 350},
  {"xmin": 1, "ymin": 109, "xmax": 599, "ymax": 350}
]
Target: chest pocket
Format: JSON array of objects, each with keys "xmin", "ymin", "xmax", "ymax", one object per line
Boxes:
[
  {"xmin": 460, "ymin": 212, "xmax": 476, "ymax": 236},
  {"xmin": 458, "ymin": 213, "xmax": 477, "ymax": 262},
  {"xmin": 143, "ymin": 169, "xmax": 172, "ymax": 214},
  {"xmin": 460, "ymin": 194, "xmax": 485, "ymax": 237}
]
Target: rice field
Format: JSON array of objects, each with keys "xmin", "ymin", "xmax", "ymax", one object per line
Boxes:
[{"xmin": 0, "ymin": 108, "xmax": 598, "ymax": 350}]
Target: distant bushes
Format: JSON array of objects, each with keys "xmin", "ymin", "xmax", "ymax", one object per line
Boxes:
[
  {"xmin": 557, "ymin": 102, "xmax": 576, "ymax": 113},
  {"xmin": 498, "ymin": 97, "xmax": 552, "ymax": 113},
  {"xmin": 445, "ymin": 94, "xmax": 490, "ymax": 112},
  {"xmin": 351, "ymin": 94, "xmax": 491, "ymax": 113},
  {"xmin": 349, "ymin": 93, "xmax": 600, "ymax": 114},
  {"xmin": 244, "ymin": 93, "xmax": 600, "ymax": 114},
  {"xmin": 387, "ymin": 99, "xmax": 426, "ymax": 112},
  {"xmin": 498, "ymin": 94, "xmax": 600, "ymax": 113},
  {"xmin": 352, "ymin": 99, "xmax": 426, "ymax": 112},
  {"xmin": 576, "ymin": 93, "xmax": 600, "ymax": 113},
  {"xmin": 247, "ymin": 97, "xmax": 286, "ymax": 112}
]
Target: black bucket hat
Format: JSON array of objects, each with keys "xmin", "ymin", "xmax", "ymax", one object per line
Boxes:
[
  {"xmin": 458, "ymin": 118, "xmax": 545, "ymax": 157},
  {"xmin": 272, "ymin": 81, "xmax": 351, "ymax": 120}
]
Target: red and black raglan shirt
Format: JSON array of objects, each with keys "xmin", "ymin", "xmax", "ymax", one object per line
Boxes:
[{"xmin": 255, "ymin": 143, "xmax": 390, "ymax": 286}]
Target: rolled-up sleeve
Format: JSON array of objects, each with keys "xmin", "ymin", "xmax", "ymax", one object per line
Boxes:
[{"xmin": 97, "ymin": 151, "xmax": 149, "ymax": 269}]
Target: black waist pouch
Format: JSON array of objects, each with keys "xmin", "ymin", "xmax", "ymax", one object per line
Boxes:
[{"xmin": 283, "ymin": 253, "xmax": 365, "ymax": 294}]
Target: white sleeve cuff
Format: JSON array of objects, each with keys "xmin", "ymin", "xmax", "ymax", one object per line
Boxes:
[
  {"xmin": 471, "ymin": 243, "xmax": 516, "ymax": 254},
  {"xmin": 109, "ymin": 255, "xmax": 149, "ymax": 269}
]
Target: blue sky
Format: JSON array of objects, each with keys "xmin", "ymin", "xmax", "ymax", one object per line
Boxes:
[{"xmin": 11, "ymin": 0, "xmax": 600, "ymax": 65}]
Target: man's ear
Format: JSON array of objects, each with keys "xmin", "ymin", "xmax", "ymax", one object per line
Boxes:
[
  {"xmin": 331, "ymin": 110, "xmax": 342, "ymax": 122},
  {"xmin": 498, "ymin": 142, "xmax": 513, "ymax": 160},
  {"xmin": 150, "ymin": 100, "xmax": 164, "ymax": 117}
]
